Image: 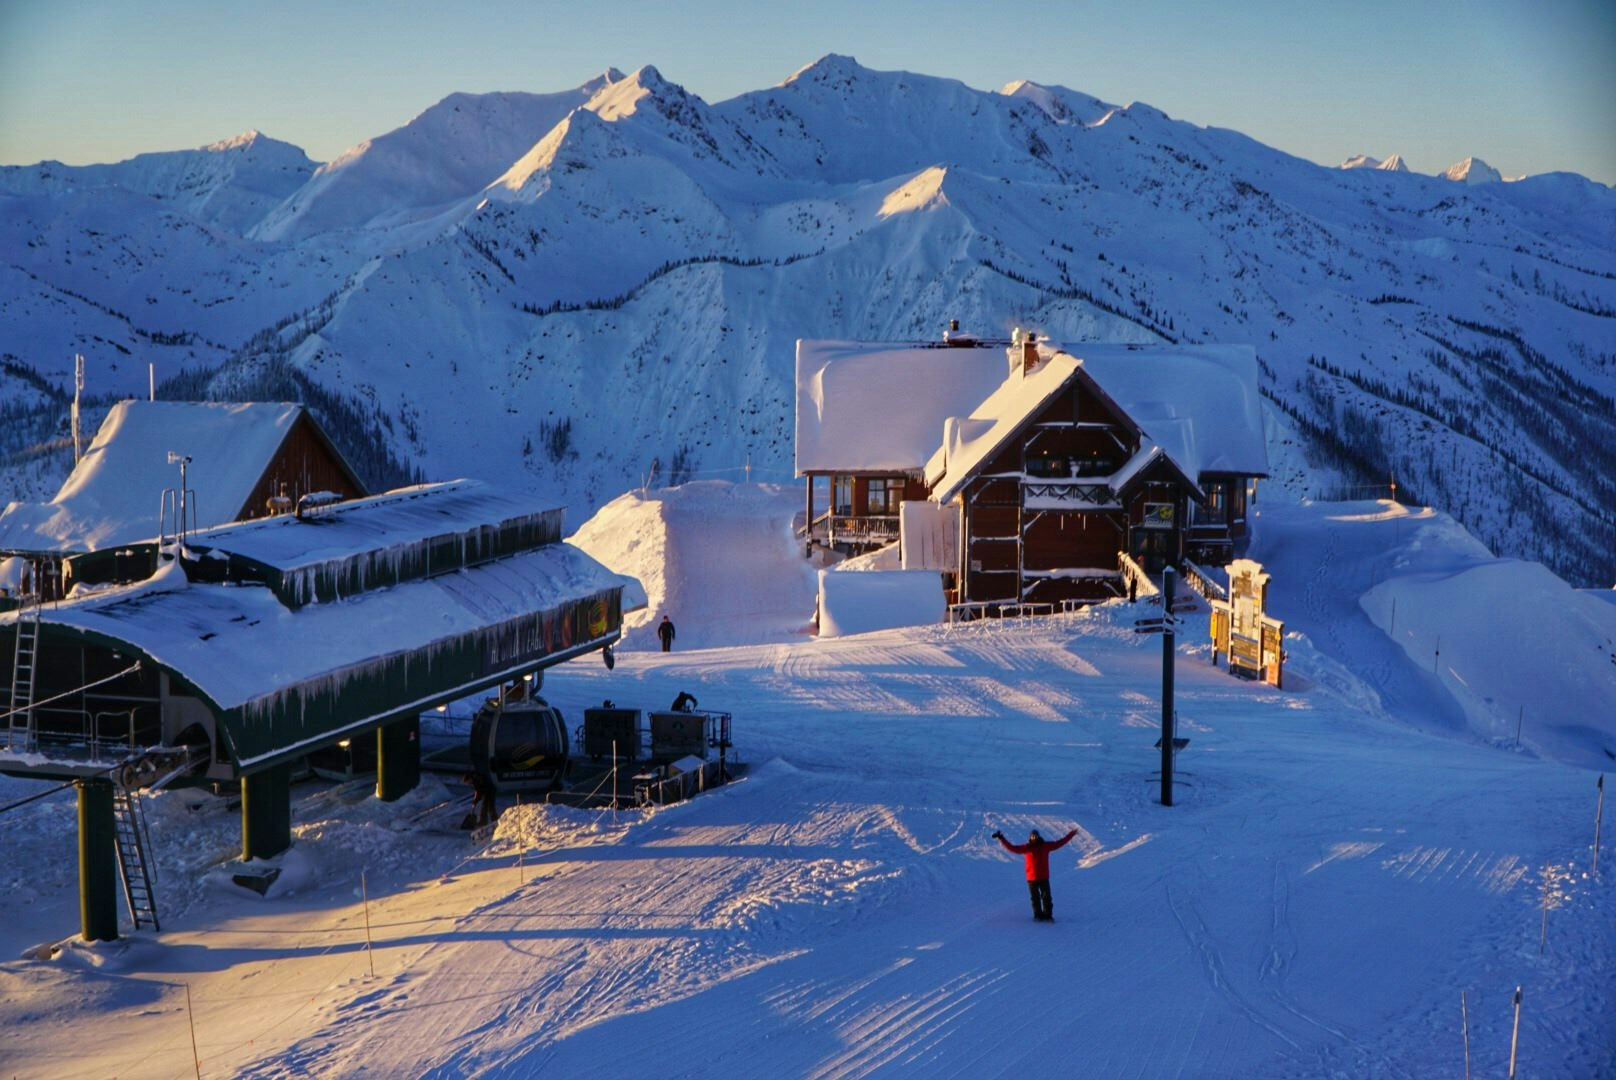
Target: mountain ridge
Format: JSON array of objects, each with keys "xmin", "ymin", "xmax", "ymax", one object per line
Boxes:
[{"xmin": 2, "ymin": 55, "xmax": 1613, "ymax": 585}]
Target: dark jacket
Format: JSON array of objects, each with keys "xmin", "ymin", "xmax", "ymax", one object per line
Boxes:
[{"xmin": 998, "ymin": 829, "xmax": 1078, "ymax": 881}]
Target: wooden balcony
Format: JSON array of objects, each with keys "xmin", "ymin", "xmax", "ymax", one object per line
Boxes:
[{"xmin": 804, "ymin": 511, "xmax": 901, "ymax": 550}]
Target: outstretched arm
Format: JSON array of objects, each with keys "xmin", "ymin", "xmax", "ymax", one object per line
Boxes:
[
  {"xmin": 993, "ymin": 831, "xmax": 1028, "ymax": 854},
  {"xmin": 1046, "ymin": 828, "xmax": 1079, "ymax": 852}
]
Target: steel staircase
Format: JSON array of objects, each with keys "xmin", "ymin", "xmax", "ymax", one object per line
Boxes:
[{"xmin": 111, "ymin": 786, "xmax": 160, "ymax": 931}]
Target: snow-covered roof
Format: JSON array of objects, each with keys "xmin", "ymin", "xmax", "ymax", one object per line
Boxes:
[
  {"xmin": 0, "ymin": 401, "xmax": 311, "ymax": 554},
  {"xmin": 187, "ymin": 479, "xmax": 563, "ymax": 606},
  {"xmin": 36, "ymin": 539, "xmax": 631, "ymax": 717},
  {"xmin": 794, "ymin": 340, "xmax": 1009, "ymax": 475},
  {"xmin": 800, "ymin": 339, "xmax": 1268, "ymax": 501},
  {"xmin": 1074, "ymin": 344, "xmax": 1268, "ymax": 478},
  {"xmin": 925, "ymin": 352, "xmax": 1083, "ymax": 502}
]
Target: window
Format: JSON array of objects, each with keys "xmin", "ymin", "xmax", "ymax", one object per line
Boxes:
[
  {"xmin": 832, "ymin": 475, "xmax": 854, "ymax": 516},
  {"xmin": 868, "ymin": 478, "xmax": 901, "ymax": 515},
  {"xmin": 1193, "ymin": 482, "xmax": 1226, "ymax": 526}
]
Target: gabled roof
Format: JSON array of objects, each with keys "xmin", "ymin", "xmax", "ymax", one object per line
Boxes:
[
  {"xmin": 0, "ymin": 401, "xmax": 354, "ymax": 555},
  {"xmin": 794, "ymin": 339, "xmax": 1009, "ymax": 475},
  {"xmin": 797, "ymin": 337, "xmax": 1269, "ymax": 503},
  {"xmin": 925, "ymin": 352, "xmax": 1082, "ymax": 502}
]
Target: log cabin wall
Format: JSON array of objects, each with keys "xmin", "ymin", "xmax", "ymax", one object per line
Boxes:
[{"xmin": 240, "ymin": 416, "xmax": 367, "ymax": 521}]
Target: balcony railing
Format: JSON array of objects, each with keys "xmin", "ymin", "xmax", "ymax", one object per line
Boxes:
[{"xmin": 806, "ymin": 511, "xmax": 900, "ymax": 548}]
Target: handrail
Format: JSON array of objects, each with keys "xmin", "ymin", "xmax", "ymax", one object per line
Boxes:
[
  {"xmin": 1116, "ymin": 551, "xmax": 1160, "ymax": 599},
  {"xmin": 1181, "ymin": 561, "xmax": 1228, "ymax": 602}
]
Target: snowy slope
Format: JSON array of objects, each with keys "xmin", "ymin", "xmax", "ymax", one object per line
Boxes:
[
  {"xmin": 0, "ymin": 130, "xmax": 316, "ymax": 233},
  {"xmin": 252, "ymin": 75, "xmax": 626, "ymax": 242},
  {"xmin": 3, "ymin": 55, "xmax": 1615, "ymax": 586},
  {"xmin": 1, "ymin": 484, "xmax": 1611, "ymax": 1078}
]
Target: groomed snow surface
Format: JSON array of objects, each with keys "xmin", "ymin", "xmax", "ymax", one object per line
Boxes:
[{"xmin": 2, "ymin": 485, "xmax": 1613, "ymax": 1078}]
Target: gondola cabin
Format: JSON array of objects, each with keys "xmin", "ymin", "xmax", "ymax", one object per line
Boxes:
[{"xmin": 470, "ymin": 690, "xmax": 571, "ymax": 792}]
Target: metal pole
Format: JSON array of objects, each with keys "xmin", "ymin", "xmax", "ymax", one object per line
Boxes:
[
  {"xmin": 185, "ymin": 981, "xmax": 202, "ymax": 1079},
  {"xmin": 1508, "ymin": 985, "xmax": 1522, "ymax": 1078},
  {"xmin": 1161, "ymin": 566, "xmax": 1176, "ymax": 807},
  {"xmin": 77, "ymin": 778, "xmax": 119, "ymax": 942},
  {"xmin": 1593, "ymin": 774, "xmax": 1603, "ymax": 876},
  {"xmin": 1460, "ymin": 990, "xmax": 1470, "ymax": 1080},
  {"xmin": 361, "ymin": 870, "xmax": 376, "ymax": 978}
]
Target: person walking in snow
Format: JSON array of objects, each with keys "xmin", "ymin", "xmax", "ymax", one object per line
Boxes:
[
  {"xmin": 993, "ymin": 826, "xmax": 1079, "ymax": 921},
  {"xmin": 657, "ymin": 615, "xmax": 676, "ymax": 652},
  {"xmin": 464, "ymin": 771, "xmax": 497, "ymax": 829}
]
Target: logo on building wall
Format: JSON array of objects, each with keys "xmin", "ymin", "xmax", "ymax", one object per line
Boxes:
[{"xmin": 1142, "ymin": 502, "xmax": 1175, "ymax": 529}]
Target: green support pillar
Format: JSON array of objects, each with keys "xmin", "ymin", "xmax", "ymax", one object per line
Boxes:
[
  {"xmin": 241, "ymin": 763, "xmax": 291, "ymax": 861},
  {"xmin": 77, "ymin": 778, "xmax": 119, "ymax": 942},
  {"xmin": 376, "ymin": 715, "xmax": 420, "ymax": 802}
]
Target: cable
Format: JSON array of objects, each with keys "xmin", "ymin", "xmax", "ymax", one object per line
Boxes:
[
  {"xmin": 0, "ymin": 778, "xmax": 76, "ymax": 816},
  {"xmin": 0, "ymin": 661, "xmax": 142, "ymax": 724}
]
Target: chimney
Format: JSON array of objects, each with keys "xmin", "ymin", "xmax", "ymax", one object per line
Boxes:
[
  {"xmin": 1009, "ymin": 328, "xmax": 1042, "ymax": 375},
  {"xmin": 944, "ymin": 319, "xmax": 977, "ymax": 347}
]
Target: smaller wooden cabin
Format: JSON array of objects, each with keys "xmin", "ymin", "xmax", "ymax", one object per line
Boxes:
[{"xmin": 0, "ymin": 401, "xmax": 365, "ymax": 599}]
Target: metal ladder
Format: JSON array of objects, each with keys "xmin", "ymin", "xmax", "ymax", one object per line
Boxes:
[
  {"xmin": 111, "ymin": 786, "xmax": 160, "ymax": 931},
  {"xmin": 6, "ymin": 590, "xmax": 42, "ymax": 753}
]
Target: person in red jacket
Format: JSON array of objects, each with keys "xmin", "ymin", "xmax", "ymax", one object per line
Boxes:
[{"xmin": 994, "ymin": 826, "xmax": 1079, "ymax": 921}]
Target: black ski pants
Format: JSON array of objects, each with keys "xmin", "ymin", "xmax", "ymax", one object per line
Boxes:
[{"xmin": 1027, "ymin": 879, "xmax": 1053, "ymax": 919}]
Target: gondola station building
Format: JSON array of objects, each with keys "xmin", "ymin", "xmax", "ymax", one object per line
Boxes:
[{"xmin": 0, "ymin": 403, "xmax": 633, "ymax": 942}]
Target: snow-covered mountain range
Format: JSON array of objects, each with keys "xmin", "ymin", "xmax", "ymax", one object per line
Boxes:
[{"xmin": 3, "ymin": 56, "xmax": 1614, "ymax": 584}]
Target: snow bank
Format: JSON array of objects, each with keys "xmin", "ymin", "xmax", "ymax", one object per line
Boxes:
[
  {"xmin": 816, "ymin": 568, "xmax": 944, "ymax": 637},
  {"xmin": 491, "ymin": 801, "xmax": 627, "ymax": 851},
  {"xmin": 1361, "ymin": 540, "xmax": 1616, "ymax": 768},
  {"xmin": 569, "ymin": 481, "xmax": 816, "ymax": 650}
]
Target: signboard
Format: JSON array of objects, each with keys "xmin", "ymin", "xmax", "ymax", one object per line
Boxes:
[
  {"xmin": 1141, "ymin": 502, "xmax": 1175, "ymax": 529},
  {"xmin": 1261, "ymin": 620, "xmax": 1284, "ymax": 689},
  {"xmin": 1215, "ymin": 559, "xmax": 1284, "ymax": 688}
]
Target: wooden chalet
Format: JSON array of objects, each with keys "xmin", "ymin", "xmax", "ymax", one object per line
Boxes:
[
  {"xmin": 0, "ymin": 400, "xmax": 366, "ymax": 601},
  {"xmin": 795, "ymin": 330, "xmax": 1269, "ymax": 608}
]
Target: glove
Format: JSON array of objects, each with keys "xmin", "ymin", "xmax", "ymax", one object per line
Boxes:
[{"xmin": 991, "ymin": 830, "xmax": 1004, "ymax": 841}]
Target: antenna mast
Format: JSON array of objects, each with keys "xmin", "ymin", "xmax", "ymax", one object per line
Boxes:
[{"xmin": 72, "ymin": 354, "xmax": 84, "ymax": 463}]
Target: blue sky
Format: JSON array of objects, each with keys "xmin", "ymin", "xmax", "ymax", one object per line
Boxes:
[{"xmin": 2, "ymin": 0, "xmax": 1612, "ymax": 183}]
